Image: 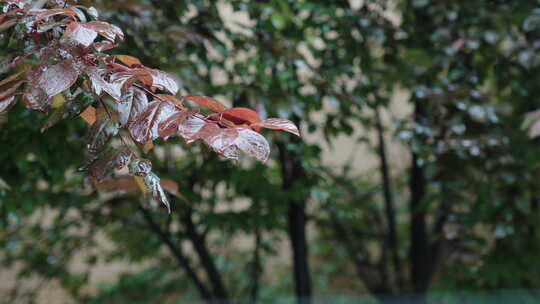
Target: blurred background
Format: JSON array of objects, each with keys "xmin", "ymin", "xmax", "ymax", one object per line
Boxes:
[{"xmin": 2, "ymin": 0, "xmax": 540, "ymax": 303}]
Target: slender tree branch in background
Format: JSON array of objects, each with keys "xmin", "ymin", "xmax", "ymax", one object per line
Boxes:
[
  {"xmin": 375, "ymin": 106, "xmax": 403, "ymax": 292},
  {"xmin": 137, "ymin": 205, "xmax": 213, "ymax": 301},
  {"xmin": 182, "ymin": 208, "xmax": 230, "ymax": 302}
]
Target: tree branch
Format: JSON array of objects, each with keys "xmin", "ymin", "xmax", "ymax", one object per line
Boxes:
[
  {"xmin": 137, "ymin": 205, "xmax": 213, "ymax": 301},
  {"xmin": 375, "ymin": 106, "xmax": 403, "ymax": 291},
  {"xmin": 181, "ymin": 208, "xmax": 229, "ymax": 302}
]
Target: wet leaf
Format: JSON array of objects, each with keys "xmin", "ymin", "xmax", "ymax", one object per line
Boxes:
[
  {"xmin": 149, "ymin": 69, "xmax": 179, "ymax": 94},
  {"xmin": 129, "ymin": 100, "xmax": 181, "ymax": 144},
  {"xmin": 177, "ymin": 116, "xmax": 206, "ymax": 141},
  {"xmin": 64, "ymin": 21, "xmax": 97, "ymax": 46},
  {"xmin": 93, "ymin": 41, "xmax": 117, "ymax": 51},
  {"xmin": 86, "ymin": 67, "xmax": 123, "ymax": 101},
  {"xmin": 115, "ymin": 148, "xmax": 133, "ymax": 169},
  {"xmin": 158, "ymin": 109, "xmax": 194, "ymax": 140},
  {"xmin": 87, "ymin": 148, "xmax": 133, "ymax": 181},
  {"xmin": 38, "ymin": 60, "xmax": 80, "ymax": 97},
  {"xmin": 42, "ymin": 94, "xmax": 94, "ymax": 131},
  {"xmin": 204, "ymin": 127, "xmax": 239, "ymax": 157},
  {"xmin": 251, "ymin": 118, "xmax": 300, "ymax": 136},
  {"xmin": 109, "ymin": 71, "xmax": 138, "ymax": 96},
  {"xmin": 156, "ymin": 94, "xmax": 183, "ymax": 106},
  {"xmin": 233, "ymin": 128, "xmax": 270, "ymax": 163},
  {"xmin": 189, "ymin": 122, "xmax": 221, "ymax": 143},
  {"xmin": 0, "ymin": 8, "xmax": 24, "ymax": 25},
  {"xmin": 32, "ymin": 8, "xmax": 78, "ymax": 22},
  {"xmin": 143, "ymin": 172, "xmax": 170, "ymax": 213},
  {"xmin": 87, "ymin": 149, "xmax": 116, "ymax": 181},
  {"xmin": 219, "ymin": 107, "xmax": 261, "ymax": 125},
  {"xmin": 115, "ymin": 55, "xmax": 142, "ymax": 67},
  {"xmin": 85, "ymin": 21, "xmax": 124, "ymax": 42},
  {"xmin": 129, "ymin": 158, "xmax": 152, "ymax": 177},
  {"xmin": 123, "ymin": 68, "xmax": 153, "ymax": 88},
  {"xmin": 85, "ymin": 118, "xmax": 119, "ymax": 154},
  {"xmin": 0, "ymin": 95, "xmax": 15, "ymax": 113},
  {"xmin": 184, "ymin": 94, "xmax": 228, "ymax": 113},
  {"xmin": 116, "ymin": 87, "xmax": 148, "ymax": 126},
  {"xmin": 86, "ymin": 6, "xmax": 99, "ymax": 19},
  {"xmin": 23, "ymin": 86, "xmax": 49, "ymax": 111}
]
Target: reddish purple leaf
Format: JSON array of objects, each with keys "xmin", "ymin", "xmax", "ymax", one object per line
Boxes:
[
  {"xmin": 129, "ymin": 100, "xmax": 181, "ymax": 144},
  {"xmin": 23, "ymin": 86, "xmax": 49, "ymax": 111},
  {"xmin": 149, "ymin": 69, "xmax": 179, "ymax": 94},
  {"xmin": 109, "ymin": 71, "xmax": 138, "ymax": 96},
  {"xmin": 184, "ymin": 94, "xmax": 228, "ymax": 113},
  {"xmin": 190, "ymin": 123, "xmax": 221, "ymax": 142},
  {"xmin": 85, "ymin": 119, "xmax": 119, "ymax": 154},
  {"xmin": 93, "ymin": 41, "xmax": 117, "ymax": 51},
  {"xmin": 64, "ymin": 22, "xmax": 97, "ymax": 46},
  {"xmin": 86, "ymin": 67, "xmax": 123, "ymax": 101},
  {"xmin": 220, "ymin": 107, "xmax": 261, "ymax": 125},
  {"xmin": 70, "ymin": 7, "xmax": 86, "ymax": 22},
  {"xmin": 0, "ymin": 95, "xmax": 15, "ymax": 113},
  {"xmin": 177, "ymin": 116, "xmax": 206, "ymax": 141},
  {"xmin": 158, "ymin": 109, "xmax": 195, "ymax": 140},
  {"xmin": 117, "ymin": 88, "xmax": 148, "ymax": 126},
  {"xmin": 204, "ymin": 127, "xmax": 239, "ymax": 157},
  {"xmin": 233, "ymin": 128, "xmax": 270, "ymax": 163},
  {"xmin": 89, "ymin": 148, "xmax": 132, "ymax": 182},
  {"xmin": 85, "ymin": 21, "xmax": 124, "ymax": 42},
  {"xmin": 221, "ymin": 145, "xmax": 240, "ymax": 160},
  {"xmin": 32, "ymin": 8, "xmax": 78, "ymax": 22},
  {"xmin": 38, "ymin": 60, "xmax": 80, "ymax": 97},
  {"xmin": 251, "ymin": 118, "xmax": 300, "ymax": 136}
]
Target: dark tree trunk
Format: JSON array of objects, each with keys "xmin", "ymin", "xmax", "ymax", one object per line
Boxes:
[
  {"xmin": 277, "ymin": 139, "xmax": 312, "ymax": 304},
  {"xmin": 409, "ymin": 101, "xmax": 430, "ymax": 294}
]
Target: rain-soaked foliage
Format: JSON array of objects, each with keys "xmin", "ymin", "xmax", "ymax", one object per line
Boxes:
[{"xmin": 0, "ymin": 0, "xmax": 298, "ymax": 212}]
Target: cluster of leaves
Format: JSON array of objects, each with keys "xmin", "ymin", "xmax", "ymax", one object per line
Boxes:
[{"xmin": 0, "ymin": 0, "xmax": 298, "ymax": 211}]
